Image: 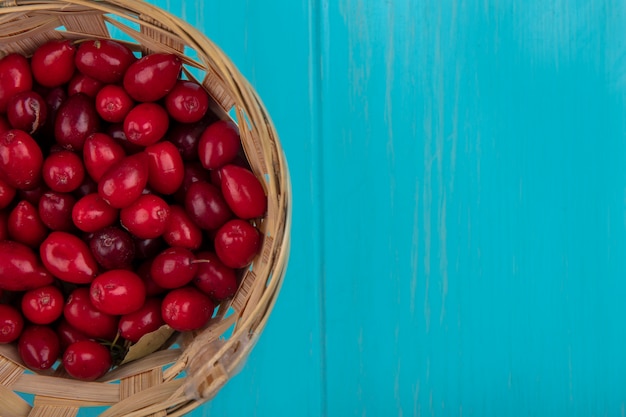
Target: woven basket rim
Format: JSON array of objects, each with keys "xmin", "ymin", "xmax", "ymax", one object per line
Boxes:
[{"xmin": 0, "ymin": 1, "xmax": 292, "ymax": 416}]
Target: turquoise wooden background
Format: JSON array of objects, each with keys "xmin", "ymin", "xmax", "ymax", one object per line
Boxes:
[{"xmin": 107, "ymin": 0, "xmax": 626, "ymax": 415}]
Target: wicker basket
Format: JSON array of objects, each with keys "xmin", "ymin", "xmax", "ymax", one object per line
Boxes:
[{"xmin": 0, "ymin": 0, "xmax": 291, "ymax": 416}]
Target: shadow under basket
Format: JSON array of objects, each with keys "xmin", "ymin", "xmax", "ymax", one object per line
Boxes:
[{"xmin": 0, "ymin": 1, "xmax": 291, "ymax": 416}]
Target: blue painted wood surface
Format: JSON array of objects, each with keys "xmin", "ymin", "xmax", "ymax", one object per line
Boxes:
[{"xmin": 88, "ymin": 0, "xmax": 626, "ymax": 415}]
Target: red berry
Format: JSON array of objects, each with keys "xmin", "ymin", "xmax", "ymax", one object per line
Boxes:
[
  {"xmin": 21, "ymin": 285, "xmax": 64, "ymax": 325},
  {"xmin": 0, "ymin": 178, "xmax": 16, "ymax": 209},
  {"xmin": 134, "ymin": 237, "xmax": 166, "ymax": 261},
  {"xmin": 82, "ymin": 133, "xmax": 126, "ymax": 182},
  {"xmin": 163, "ymin": 205, "xmax": 203, "ymax": 250},
  {"xmin": 0, "ymin": 53, "xmax": 32, "ymax": 113},
  {"xmin": 150, "ymin": 247, "xmax": 198, "ymax": 289},
  {"xmin": 123, "ymin": 102, "xmax": 169, "ymax": 147},
  {"xmin": 63, "ymin": 287, "xmax": 117, "ymax": 340},
  {"xmin": 63, "ymin": 340, "xmax": 112, "ymax": 381},
  {"xmin": 72, "ymin": 193, "xmax": 119, "ymax": 232},
  {"xmin": 118, "ymin": 298, "xmax": 165, "ymax": 343},
  {"xmin": 0, "ymin": 304, "xmax": 24, "ymax": 343},
  {"xmin": 219, "ymin": 164, "xmax": 267, "ymax": 219},
  {"xmin": 120, "ymin": 194, "xmax": 171, "ymax": 239},
  {"xmin": 123, "ymin": 53, "xmax": 182, "ymax": 102},
  {"xmin": 98, "ymin": 152, "xmax": 149, "ymax": 208},
  {"xmin": 18, "ymin": 325, "xmax": 60, "ymax": 370},
  {"xmin": 165, "ymin": 80, "xmax": 209, "ymax": 123},
  {"xmin": 31, "ymin": 40, "xmax": 76, "ymax": 87},
  {"xmin": 214, "ymin": 219, "xmax": 261, "ymax": 269},
  {"xmin": 42, "ymin": 150, "xmax": 85, "ymax": 193},
  {"xmin": 193, "ymin": 251, "xmax": 238, "ymax": 301},
  {"xmin": 0, "ymin": 129, "xmax": 43, "ymax": 190},
  {"xmin": 90, "ymin": 269, "xmax": 146, "ymax": 315},
  {"xmin": 161, "ymin": 286, "xmax": 215, "ymax": 331},
  {"xmin": 95, "ymin": 84, "xmax": 134, "ymax": 123},
  {"xmin": 6, "ymin": 91, "xmax": 47, "ymax": 134},
  {"xmin": 0, "ymin": 240, "xmax": 54, "ymax": 291},
  {"xmin": 75, "ymin": 39, "xmax": 136, "ymax": 84},
  {"xmin": 38, "ymin": 191, "xmax": 76, "ymax": 231},
  {"xmin": 184, "ymin": 181, "xmax": 232, "ymax": 230},
  {"xmin": 67, "ymin": 72, "xmax": 103, "ymax": 97},
  {"xmin": 54, "ymin": 93, "xmax": 100, "ymax": 151},
  {"xmin": 198, "ymin": 120, "xmax": 241, "ymax": 169},
  {"xmin": 40, "ymin": 231, "xmax": 98, "ymax": 284},
  {"xmin": 8, "ymin": 200, "xmax": 48, "ymax": 247},
  {"xmin": 145, "ymin": 141, "xmax": 184, "ymax": 195}
]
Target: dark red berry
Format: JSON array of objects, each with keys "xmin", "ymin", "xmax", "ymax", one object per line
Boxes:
[
  {"xmin": 38, "ymin": 191, "xmax": 76, "ymax": 231},
  {"xmin": 0, "ymin": 304, "xmax": 24, "ymax": 343},
  {"xmin": 64, "ymin": 287, "xmax": 118, "ymax": 340},
  {"xmin": 118, "ymin": 298, "xmax": 165, "ymax": 343},
  {"xmin": 184, "ymin": 181, "xmax": 232, "ymax": 230},
  {"xmin": 163, "ymin": 205, "xmax": 203, "ymax": 250},
  {"xmin": 8, "ymin": 200, "xmax": 48, "ymax": 247},
  {"xmin": 0, "ymin": 54, "xmax": 33, "ymax": 113},
  {"xmin": 54, "ymin": 93, "xmax": 100, "ymax": 151},
  {"xmin": 7, "ymin": 90, "xmax": 47, "ymax": 134},
  {"xmin": 82, "ymin": 133, "xmax": 126, "ymax": 182},
  {"xmin": 18, "ymin": 325, "xmax": 60, "ymax": 370},
  {"xmin": 67, "ymin": 72, "xmax": 103, "ymax": 97},
  {"xmin": 198, "ymin": 120, "xmax": 241, "ymax": 169},
  {"xmin": 0, "ymin": 240, "xmax": 54, "ymax": 291},
  {"xmin": 150, "ymin": 247, "xmax": 198, "ymax": 289},
  {"xmin": 89, "ymin": 226, "xmax": 135, "ymax": 270},
  {"xmin": 193, "ymin": 251, "xmax": 238, "ymax": 301}
]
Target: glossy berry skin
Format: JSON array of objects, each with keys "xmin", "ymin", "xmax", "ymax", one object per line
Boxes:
[
  {"xmin": 8, "ymin": 200, "xmax": 48, "ymax": 247},
  {"xmin": 75, "ymin": 39, "xmax": 136, "ymax": 84},
  {"xmin": 89, "ymin": 226, "xmax": 135, "ymax": 270},
  {"xmin": 150, "ymin": 247, "xmax": 198, "ymax": 289},
  {"xmin": 174, "ymin": 162, "xmax": 211, "ymax": 203},
  {"xmin": 7, "ymin": 90, "xmax": 47, "ymax": 134},
  {"xmin": 38, "ymin": 191, "xmax": 76, "ymax": 231},
  {"xmin": 42, "ymin": 150, "xmax": 85, "ymax": 193},
  {"xmin": 0, "ymin": 178, "xmax": 15, "ymax": 209},
  {"xmin": 193, "ymin": 251, "xmax": 238, "ymax": 301},
  {"xmin": 120, "ymin": 194, "xmax": 171, "ymax": 239},
  {"xmin": 72, "ymin": 193, "xmax": 119, "ymax": 232},
  {"xmin": 63, "ymin": 340, "xmax": 112, "ymax": 381},
  {"xmin": 90, "ymin": 269, "xmax": 146, "ymax": 315},
  {"xmin": 0, "ymin": 304, "xmax": 24, "ymax": 343},
  {"xmin": 198, "ymin": 120, "xmax": 241, "ymax": 169},
  {"xmin": 54, "ymin": 93, "xmax": 100, "ymax": 151},
  {"xmin": 67, "ymin": 73, "xmax": 103, "ymax": 97},
  {"xmin": 21, "ymin": 285, "xmax": 64, "ymax": 325},
  {"xmin": 123, "ymin": 102, "xmax": 169, "ymax": 147},
  {"xmin": 64, "ymin": 287, "xmax": 118, "ymax": 340},
  {"xmin": 0, "ymin": 129, "xmax": 43, "ymax": 190},
  {"xmin": 18, "ymin": 325, "xmax": 60, "ymax": 371},
  {"xmin": 40, "ymin": 231, "xmax": 98, "ymax": 284},
  {"xmin": 0, "ymin": 240, "xmax": 54, "ymax": 291},
  {"xmin": 95, "ymin": 85, "xmax": 134, "ymax": 123},
  {"xmin": 118, "ymin": 298, "xmax": 165, "ymax": 343},
  {"xmin": 31, "ymin": 40, "xmax": 76, "ymax": 87},
  {"xmin": 145, "ymin": 141, "xmax": 184, "ymax": 194},
  {"xmin": 82, "ymin": 133, "xmax": 126, "ymax": 182},
  {"xmin": 163, "ymin": 205, "xmax": 203, "ymax": 250},
  {"xmin": 161, "ymin": 286, "xmax": 215, "ymax": 331},
  {"xmin": 98, "ymin": 152, "xmax": 149, "ymax": 208},
  {"xmin": 0, "ymin": 53, "xmax": 32, "ymax": 113},
  {"xmin": 184, "ymin": 181, "xmax": 233, "ymax": 230},
  {"xmin": 123, "ymin": 53, "xmax": 182, "ymax": 102},
  {"xmin": 214, "ymin": 219, "xmax": 261, "ymax": 269},
  {"xmin": 219, "ymin": 164, "xmax": 267, "ymax": 219},
  {"xmin": 165, "ymin": 80, "xmax": 209, "ymax": 123}
]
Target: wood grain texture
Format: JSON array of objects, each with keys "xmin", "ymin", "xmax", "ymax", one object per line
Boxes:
[{"xmin": 76, "ymin": 0, "xmax": 626, "ymax": 416}]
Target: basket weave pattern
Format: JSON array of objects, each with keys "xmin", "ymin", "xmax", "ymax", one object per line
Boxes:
[{"xmin": 0, "ymin": 1, "xmax": 291, "ymax": 416}]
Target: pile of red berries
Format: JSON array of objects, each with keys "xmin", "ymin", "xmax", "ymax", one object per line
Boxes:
[{"xmin": 0, "ymin": 39, "xmax": 267, "ymax": 381}]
